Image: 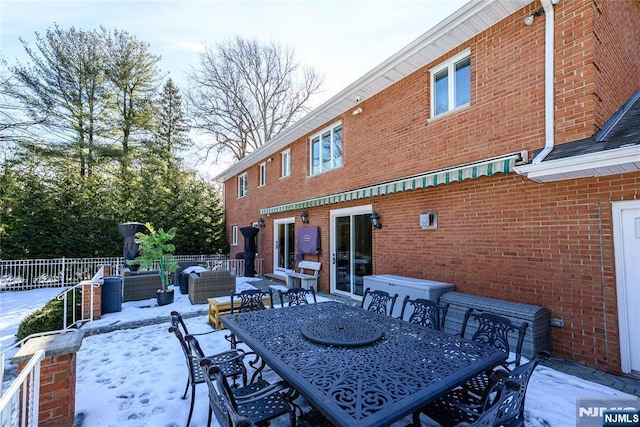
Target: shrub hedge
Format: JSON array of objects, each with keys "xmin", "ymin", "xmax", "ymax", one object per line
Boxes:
[{"xmin": 16, "ymin": 288, "xmax": 83, "ymax": 341}]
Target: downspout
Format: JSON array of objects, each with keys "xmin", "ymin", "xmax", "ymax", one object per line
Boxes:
[{"xmin": 532, "ymin": 0, "xmax": 557, "ymax": 164}]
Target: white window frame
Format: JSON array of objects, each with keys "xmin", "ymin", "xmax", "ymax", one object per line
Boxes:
[
  {"xmin": 259, "ymin": 162, "xmax": 266, "ymax": 187},
  {"xmin": 238, "ymin": 172, "xmax": 248, "ymax": 198},
  {"xmin": 281, "ymin": 149, "xmax": 291, "ymax": 178},
  {"xmin": 310, "ymin": 121, "xmax": 342, "ymax": 176},
  {"xmin": 430, "ymin": 48, "xmax": 471, "ymax": 118},
  {"xmin": 231, "ymin": 225, "xmax": 238, "ymax": 246}
]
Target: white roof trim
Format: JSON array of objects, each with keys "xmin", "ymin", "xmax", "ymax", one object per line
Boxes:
[
  {"xmin": 514, "ymin": 145, "xmax": 640, "ymax": 182},
  {"xmin": 215, "ymin": 0, "xmax": 531, "ymax": 182}
]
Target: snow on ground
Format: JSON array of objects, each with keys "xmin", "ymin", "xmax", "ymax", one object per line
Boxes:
[{"xmin": 0, "ymin": 278, "xmax": 637, "ymax": 426}]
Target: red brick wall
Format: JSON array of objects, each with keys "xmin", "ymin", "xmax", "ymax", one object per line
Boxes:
[
  {"xmin": 19, "ymin": 353, "xmax": 77, "ymax": 426},
  {"xmin": 224, "ymin": 0, "xmax": 610, "ymax": 220},
  {"xmin": 82, "ymin": 282, "xmax": 101, "ymax": 320},
  {"xmin": 592, "ymin": 0, "xmax": 640, "ymax": 128},
  {"xmin": 373, "ymin": 171, "xmax": 640, "ymax": 373},
  {"xmin": 222, "ymin": 0, "xmax": 640, "ymax": 371}
]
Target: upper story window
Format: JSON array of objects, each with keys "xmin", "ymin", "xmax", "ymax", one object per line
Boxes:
[
  {"xmin": 231, "ymin": 225, "xmax": 238, "ymax": 246},
  {"xmin": 281, "ymin": 149, "xmax": 291, "ymax": 178},
  {"xmin": 259, "ymin": 162, "xmax": 266, "ymax": 187},
  {"xmin": 431, "ymin": 49, "xmax": 471, "ymax": 118},
  {"xmin": 238, "ymin": 172, "xmax": 248, "ymax": 198},
  {"xmin": 310, "ymin": 122, "xmax": 342, "ymax": 176}
]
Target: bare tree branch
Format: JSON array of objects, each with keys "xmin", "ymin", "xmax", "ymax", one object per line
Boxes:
[{"xmin": 187, "ymin": 37, "xmax": 323, "ymax": 162}]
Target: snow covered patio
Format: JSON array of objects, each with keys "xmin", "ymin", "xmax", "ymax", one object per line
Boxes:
[{"xmin": 1, "ymin": 277, "xmax": 638, "ymax": 426}]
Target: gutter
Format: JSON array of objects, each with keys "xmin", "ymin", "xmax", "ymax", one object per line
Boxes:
[{"xmin": 531, "ymin": 0, "xmax": 557, "ymax": 165}]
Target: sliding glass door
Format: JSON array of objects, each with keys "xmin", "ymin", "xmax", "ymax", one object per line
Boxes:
[
  {"xmin": 331, "ymin": 206, "xmax": 373, "ymax": 298},
  {"xmin": 274, "ymin": 218, "xmax": 295, "ymax": 275}
]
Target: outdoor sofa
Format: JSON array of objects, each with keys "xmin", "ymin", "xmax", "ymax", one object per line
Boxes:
[
  {"xmin": 122, "ymin": 268, "xmax": 162, "ymax": 302},
  {"xmin": 188, "ymin": 269, "xmax": 236, "ymax": 304}
]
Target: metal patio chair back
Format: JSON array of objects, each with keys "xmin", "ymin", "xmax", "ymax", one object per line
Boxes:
[
  {"xmin": 278, "ymin": 286, "xmax": 317, "ymax": 307},
  {"xmin": 361, "ymin": 287, "xmax": 398, "ymax": 316},
  {"xmin": 492, "ymin": 351, "xmax": 550, "ymax": 426},
  {"xmin": 399, "ymin": 296, "xmax": 449, "ymax": 331},
  {"xmin": 447, "ymin": 379, "xmax": 520, "ymax": 427},
  {"xmin": 200, "ymin": 358, "xmax": 298, "ymax": 427},
  {"xmin": 226, "ymin": 289, "xmax": 272, "ymax": 350},
  {"xmin": 461, "ymin": 308, "xmax": 529, "ymax": 369},
  {"xmin": 417, "ymin": 351, "xmax": 549, "ymax": 427},
  {"xmin": 169, "ymin": 310, "xmax": 247, "ymax": 427},
  {"xmin": 230, "ymin": 289, "xmax": 273, "ymax": 314}
]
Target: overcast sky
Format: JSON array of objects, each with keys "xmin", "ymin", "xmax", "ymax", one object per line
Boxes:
[{"xmin": 0, "ymin": 0, "xmax": 469, "ymax": 174}]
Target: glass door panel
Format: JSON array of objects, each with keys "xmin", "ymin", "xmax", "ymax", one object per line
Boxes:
[
  {"xmin": 333, "ymin": 211, "xmax": 372, "ymax": 297},
  {"xmin": 335, "ymin": 216, "xmax": 351, "ymax": 293},
  {"xmin": 274, "ymin": 219, "xmax": 295, "ymax": 273},
  {"xmin": 353, "ymin": 214, "xmax": 372, "ymax": 297}
]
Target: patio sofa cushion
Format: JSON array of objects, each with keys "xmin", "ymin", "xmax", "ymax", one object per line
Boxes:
[{"xmin": 188, "ymin": 269, "xmax": 236, "ymax": 304}]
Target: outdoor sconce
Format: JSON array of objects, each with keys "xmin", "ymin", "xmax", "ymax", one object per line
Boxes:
[
  {"xmin": 524, "ymin": 7, "xmax": 544, "ymax": 25},
  {"xmin": 257, "ymin": 218, "xmax": 265, "ymax": 228},
  {"xmin": 370, "ymin": 211, "xmax": 382, "ymax": 230},
  {"xmin": 300, "ymin": 211, "xmax": 309, "ymax": 224}
]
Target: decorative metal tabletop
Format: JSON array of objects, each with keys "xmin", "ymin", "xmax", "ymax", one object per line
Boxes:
[
  {"xmin": 221, "ymin": 301, "xmax": 506, "ymax": 427},
  {"xmin": 300, "ymin": 316, "xmax": 384, "ymax": 347}
]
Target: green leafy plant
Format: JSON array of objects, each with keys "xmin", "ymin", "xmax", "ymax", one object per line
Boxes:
[{"xmin": 128, "ymin": 222, "xmax": 179, "ymax": 291}]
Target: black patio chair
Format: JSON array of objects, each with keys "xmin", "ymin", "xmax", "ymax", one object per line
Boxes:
[
  {"xmin": 230, "ymin": 288, "xmax": 274, "ymax": 314},
  {"xmin": 170, "ymin": 310, "xmax": 216, "ymax": 337},
  {"xmin": 224, "ymin": 289, "xmax": 274, "ymax": 380},
  {"xmin": 458, "ymin": 308, "xmax": 529, "ymax": 397},
  {"xmin": 416, "ymin": 351, "xmax": 549, "ymax": 427},
  {"xmin": 399, "ymin": 296, "xmax": 449, "ymax": 331},
  {"xmin": 225, "ymin": 289, "xmax": 273, "ymax": 349},
  {"xmin": 278, "ymin": 286, "xmax": 317, "ymax": 308},
  {"xmin": 361, "ymin": 287, "xmax": 398, "ymax": 316},
  {"xmin": 461, "ymin": 308, "xmax": 529, "ymax": 370},
  {"xmin": 200, "ymin": 357, "xmax": 299, "ymax": 427},
  {"xmin": 169, "ymin": 325, "xmax": 246, "ymax": 427}
]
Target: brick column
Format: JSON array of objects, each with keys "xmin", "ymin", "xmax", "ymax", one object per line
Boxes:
[
  {"xmin": 81, "ymin": 281, "xmax": 102, "ymax": 320},
  {"xmin": 11, "ymin": 332, "xmax": 83, "ymax": 426}
]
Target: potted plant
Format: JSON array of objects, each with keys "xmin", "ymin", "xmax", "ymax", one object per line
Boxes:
[{"xmin": 128, "ymin": 222, "xmax": 179, "ymax": 306}]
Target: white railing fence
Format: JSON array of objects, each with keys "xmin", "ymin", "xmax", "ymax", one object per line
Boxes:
[
  {"xmin": 0, "ymin": 255, "xmax": 235, "ymax": 292},
  {"xmin": 59, "ymin": 282, "xmax": 101, "ymax": 331},
  {"xmin": 0, "ymin": 348, "xmax": 44, "ymax": 427},
  {"xmin": 226, "ymin": 258, "xmax": 263, "ymax": 277}
]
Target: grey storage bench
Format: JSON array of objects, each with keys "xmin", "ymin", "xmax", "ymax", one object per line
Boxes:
[{"xmin": 440, "ymin": 291, "xmax": 550, "ymax": 358}]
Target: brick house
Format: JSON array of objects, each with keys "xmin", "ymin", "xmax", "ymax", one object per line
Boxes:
[{"xmin": 216, "ymin": 0, "xmax": 640, "ymax": 375}]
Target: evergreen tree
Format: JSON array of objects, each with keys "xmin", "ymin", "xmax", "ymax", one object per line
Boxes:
[
  {"xmin": 154, "ymin": 78, "xmax": 190, "ymax": 157},
  {"xmin": 7, "ymin": 25, "xmax": 110, "ymax": 177}
]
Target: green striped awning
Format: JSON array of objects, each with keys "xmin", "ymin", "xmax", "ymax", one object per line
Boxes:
[{"xmin": 259, "ymin": 153, "xmax": 521, "ymax": 215}]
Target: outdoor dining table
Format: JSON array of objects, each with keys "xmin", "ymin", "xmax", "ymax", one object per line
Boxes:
[{"xmin": 221, "ymin": 300, "xmax": 507, "ymax": 427}]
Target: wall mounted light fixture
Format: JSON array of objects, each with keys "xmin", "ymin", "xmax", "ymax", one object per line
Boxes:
[
  {"xmin": 300, "ymin": 211, "xmax": 309, "ymax": 224},
  {"xmin": 370, "ymin": 211, "xmax": 382, "ymax": 230},
  {"xmin": 352, "ymin": 107, "xmax": 363, "ymax": 116},
  {"xmin": 524, "ymin": 7, "xmax": 545, "ymax": 25},
  {"xmin": 257, "ymin": 218, "xmax": 265, "ymax": 228}
]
